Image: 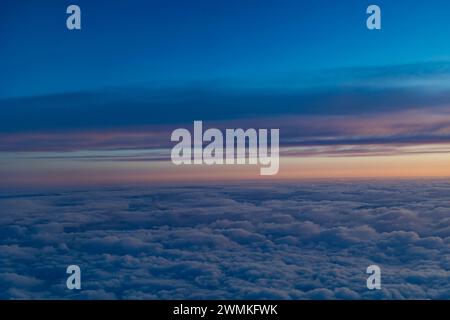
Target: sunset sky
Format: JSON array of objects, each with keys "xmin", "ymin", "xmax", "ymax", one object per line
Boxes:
[
  {"xmin": 2, "ymin": 0, "xmax": 450, "ymax": 301},
  {"xmin": 2, "ymin": 0, "xmax": 450, "ymax": 186}
]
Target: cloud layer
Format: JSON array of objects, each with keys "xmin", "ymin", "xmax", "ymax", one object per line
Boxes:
[
  {"xmin": 1, "ymin": 61, "xmax": 450, "ymax": 157},
  {"xmin": 0, "ymin": 180, "xmax": 449, "ymax": 299}
]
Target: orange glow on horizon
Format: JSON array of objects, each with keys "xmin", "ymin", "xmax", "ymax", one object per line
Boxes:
[{"xmin": 3, "ymin": 151, "xmax": 450, "ymax": 187}]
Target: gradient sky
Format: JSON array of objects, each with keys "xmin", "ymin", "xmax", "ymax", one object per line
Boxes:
[{"xmin": 2, "ymin": 0, "xmax": 450, "ymax": 186}]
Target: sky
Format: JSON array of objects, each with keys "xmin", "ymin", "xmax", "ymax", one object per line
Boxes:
[
  {"xmin": 1, "ymin": 0, "xmax": 450, "ymax": 302},
  {"xmin": 2, "ymin": 0, "xmax": 450, "ymax": 186}
]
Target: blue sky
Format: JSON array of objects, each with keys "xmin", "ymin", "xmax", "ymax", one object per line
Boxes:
[
  {"xmin": 2, "ymin": 1, "xmax": 450, "ymax": 185},
  {"xmin": 2, "ymin": 0, "xmax": 450, "ymax": 98}
]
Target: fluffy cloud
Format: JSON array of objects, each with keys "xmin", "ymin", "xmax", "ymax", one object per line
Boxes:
[{"xmin": 0, "ymin": 180, "xmax": 449, "ymax": 299}]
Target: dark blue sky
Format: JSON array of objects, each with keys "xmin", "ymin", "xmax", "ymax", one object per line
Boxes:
[
  {"xmin": 2, "ymin": 1, "xmax": 450, "ymax": 184},
  {"xmin": 2, "ymin": 0, "xmax": 450, "ymax": 98}
]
